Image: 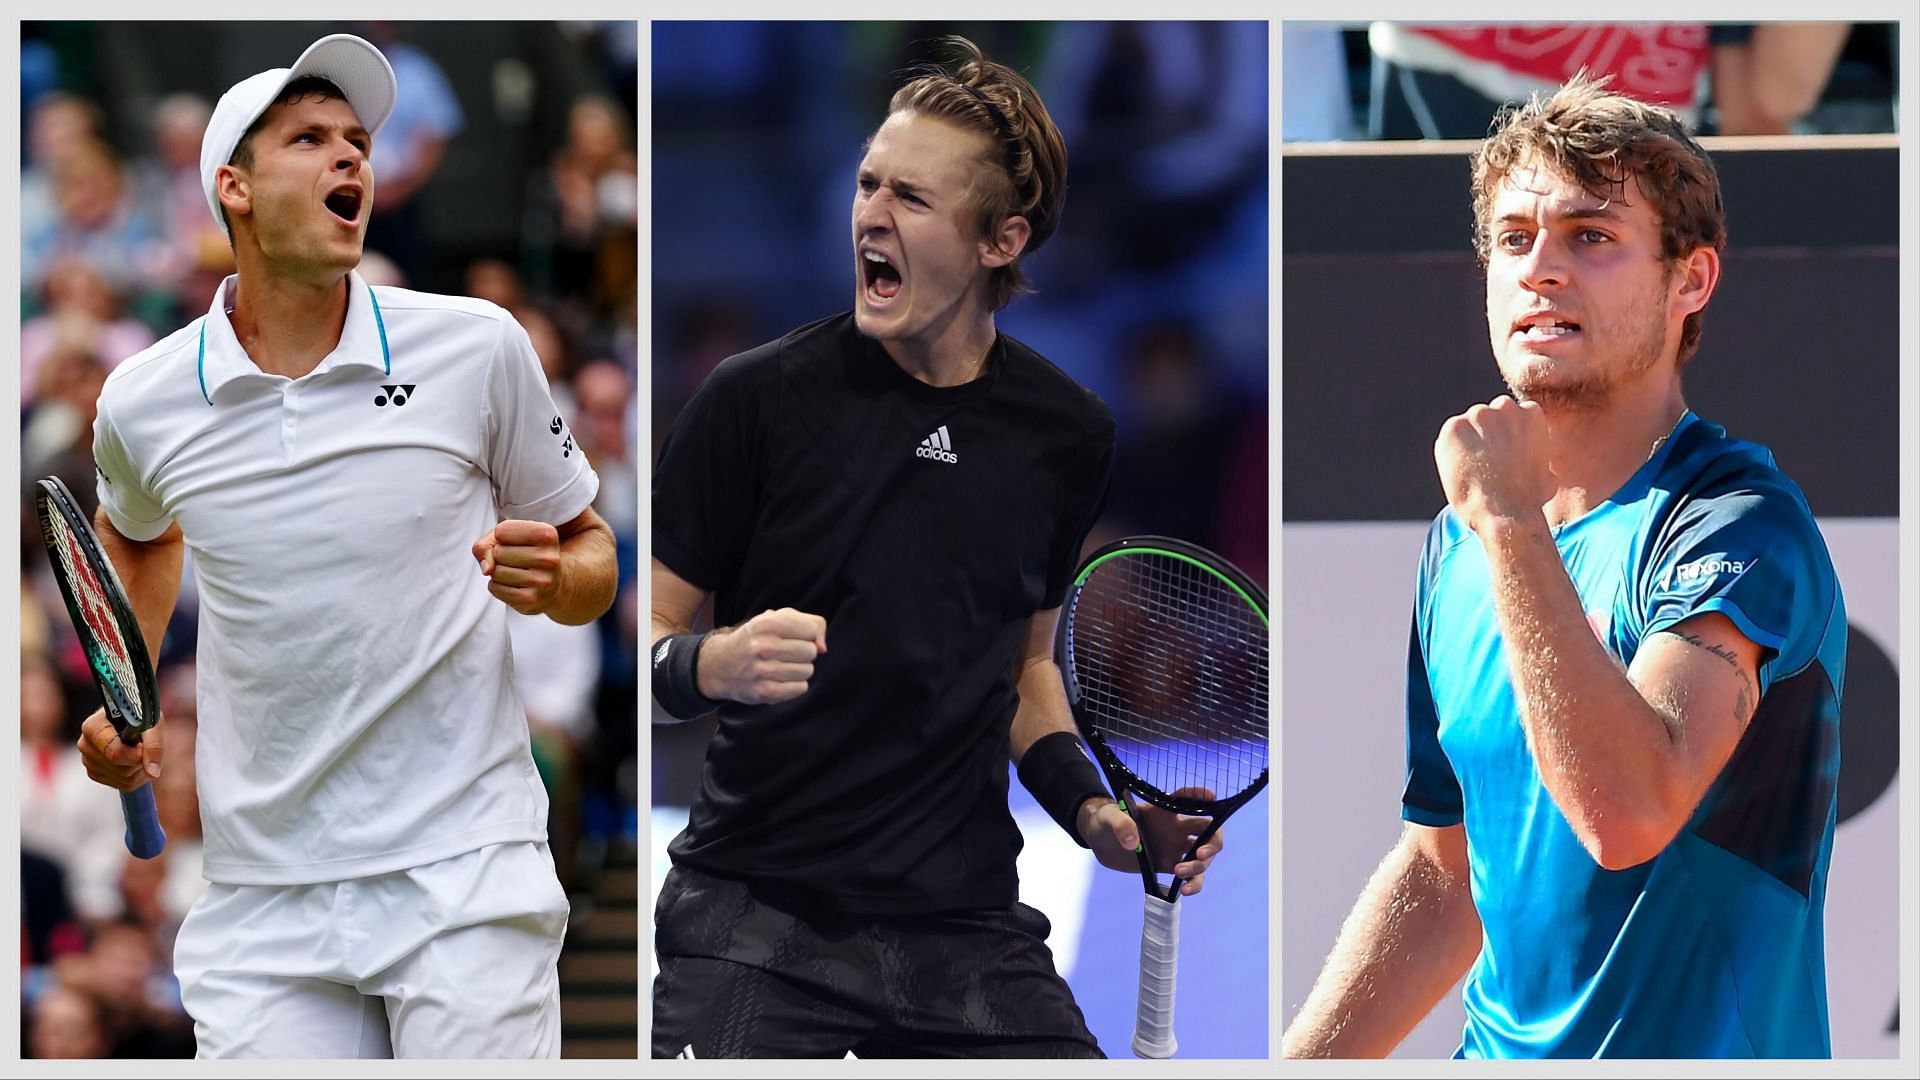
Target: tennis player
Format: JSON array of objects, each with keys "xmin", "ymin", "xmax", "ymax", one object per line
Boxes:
[
  {"xmin": 649, "ymin": 37, "xmax": 1225, "ymax": 1058},
  {"xmin": 73, "ymin": 34, "xmax": 617, "ymax": 1058},
  {"xmin": 1282, "ymin": 74, "xmax": 1846, "ymax": 1059}
]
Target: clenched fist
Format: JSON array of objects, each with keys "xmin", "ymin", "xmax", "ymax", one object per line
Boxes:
[
  {"xmin": 1435, "ymin": 395, "xmax": 1556, "ymax": 533},
  {"xmin": 474, "ymin": 519, "xmax": 563, "ymax": 615},
  {"xmin": 698, "ymin": 608, "xmax": 829, "ymax": 705}
]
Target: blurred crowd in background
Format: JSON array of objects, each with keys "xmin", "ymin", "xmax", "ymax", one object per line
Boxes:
[
  {"xmin": 652, "ymin": 22, "xmax": 1269, "ymax": 630},
  {"xmin": 1283, "ymin": 22, "xmax": 1900, "ymax": 141},
  {"xmin": 18, "ymin": 21, "xmax": 638, "ymax": 1058}
]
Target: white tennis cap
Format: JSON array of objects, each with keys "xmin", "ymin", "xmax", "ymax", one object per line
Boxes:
[{"xmin": 200, "ymin": 33, "xmax": 397, "ymax": 233}]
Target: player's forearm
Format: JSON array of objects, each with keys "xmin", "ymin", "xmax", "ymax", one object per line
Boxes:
[
  {"xmin": 91, "ymin": 513, "xmax": 184, "ymax": 669},
  {"xmin": 650, "ymin": 609, "xmax": 691, "ymax": 643},
  {"xmin": 1008, "ymin": 656, "xmax": 1079, "ymax": 763},
  {"xmin": 1480, "ymin": 516, "xmax": 1695, "ymax": 866},
  {"xmin": 1712, "ymin": 24, "xmax": 1848, "ymax": 134},
  {"xmin": 1744, "ymin": 23, "xmax": 1850, "ymax": 125},
  {"xmin": 1283, "ymin": 829, "xmax": 1481, "ymax": 1058},
  {"xmin": 546, "ymin": 514, "xmax": 618, "ymax": 625}
]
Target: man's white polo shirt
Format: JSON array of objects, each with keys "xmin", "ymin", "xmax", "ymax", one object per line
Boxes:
[{"xmin": 93, "ymin": 271, "xmax": 599, "ymax": 885}]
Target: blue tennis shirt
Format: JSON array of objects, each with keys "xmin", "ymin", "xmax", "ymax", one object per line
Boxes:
[{"xmin": 1404, "ymin": 412, "xmax": 1846, "ymax": 1058}]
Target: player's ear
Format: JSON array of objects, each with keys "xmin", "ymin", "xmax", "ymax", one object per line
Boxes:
[
  {"xmin": 215, "ymin": 164, "xmax": 252, "ymax": 224},
  {"xmin": 1671, "ymin": 245, "xmax": 1719, "ymax": 320},
  {"xmin": 980, "ymin": 214, "xmax": 1030, "ymax": 270}
]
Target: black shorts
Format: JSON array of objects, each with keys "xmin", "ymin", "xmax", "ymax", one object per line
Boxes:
[{"xmin": 650, "ymin": 865, "xmax": 1104, "ymax": 1059}]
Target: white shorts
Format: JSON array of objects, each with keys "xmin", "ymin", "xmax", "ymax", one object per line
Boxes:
[{"xmin": 173, "ymin": 841, "xmax": 569, "ymax": 1059}]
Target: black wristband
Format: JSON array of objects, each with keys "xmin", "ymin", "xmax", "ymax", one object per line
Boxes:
[
  {"xmin": 1016, "ymin": 731, "xmax": 1111, "ymax": 849},
  {"xmin": 651, "ymin": 631, "xmax": 721, "ymax": 721}
]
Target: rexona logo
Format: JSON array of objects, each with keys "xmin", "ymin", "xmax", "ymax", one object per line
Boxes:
[
  {"xmin": 1674, "ymin": 557, "xmax": 1753, "ymax": 582},
  {"xmin": 917, "ymin": 425, "xmax": 958, "ymax": 464}
]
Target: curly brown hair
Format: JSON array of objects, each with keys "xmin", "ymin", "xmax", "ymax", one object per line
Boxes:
[
  {"xmin": 1470, "ymin": 72, "xmax": 1726, "ymax": 366},
  {"xmin": 884, "ymin": 37, "xmax": 1068, "ymax": 311}
]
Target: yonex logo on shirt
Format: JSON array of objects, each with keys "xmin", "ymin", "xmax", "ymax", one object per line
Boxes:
[
  {"xmin": 916, "ymin": 425, "xmax": 957, "ymax": 464},
  {"xmin": 374, "ymin": 384, "xmax": 417, "ymax": 407}
]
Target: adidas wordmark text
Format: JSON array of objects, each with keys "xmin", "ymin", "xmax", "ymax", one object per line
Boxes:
[{"xmin": 916, "ymin": 424, "xmax": 957, "ymax": 464}]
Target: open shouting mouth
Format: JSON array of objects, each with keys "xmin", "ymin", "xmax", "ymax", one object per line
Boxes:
[
  {"xmin": 324, "ymin": 185, "xmax": 364, "ymax": 227},
  {"xmin": 862, "ymin": 246, "xmax": 901, "ymax": 304}
]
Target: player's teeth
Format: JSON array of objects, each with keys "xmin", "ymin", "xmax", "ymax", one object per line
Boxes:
[{"xmin": 865, "ymin": 251, "xmax": 888, "ymax": 264}]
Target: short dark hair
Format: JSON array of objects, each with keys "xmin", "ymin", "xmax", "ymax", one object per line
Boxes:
[
  {"xmin": 218, "ymin": 76, "xmax": 348, "ymax": 236},
  {"xmin": 1471, "ymin": 72, "xmax": 1727, "ymax": 367},
  {"xmin": 882, "ymin": 37, "xmax": 1068, "ymax": 311}
]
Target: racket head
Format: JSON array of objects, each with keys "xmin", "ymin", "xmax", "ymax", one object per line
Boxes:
[
  {"xmin": 34, "ymin": 477, "xmax": 161, "ymax": 739},
  {"xmin": 1056, "ymin": 535, "xmax": 1270, "ymax": 822}
]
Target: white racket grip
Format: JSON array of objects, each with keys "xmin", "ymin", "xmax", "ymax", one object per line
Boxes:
[{"xmin": 1131, "ymin": 892, "xmax": 1181, "ymax": 1058}]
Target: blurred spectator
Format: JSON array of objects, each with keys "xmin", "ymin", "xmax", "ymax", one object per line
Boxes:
[
  {"xmin": 26, "ymin": 983, "xmax": 111, "ymax": 1059},
  {"xmin": 1708, "ymin": 23, "xmax": 1852, "ymax": 134},
  {"xmin": 133, "ymin": 93, "xmax": 233, "ymax": 308},
  {"xmin": 358, "ymin": 23, "xmax": 466, "ymax": 290},
  {"xmin": 573, "ymin": 360, "xmax": 637, "ymax": 536},
  {"xmin": 464, "ymin": 256, "xmax": 528, "ymax": 312},
  {"xmin": 22, "ymin": 139, "xmax": 168, "ymax": 300},
  {"xmin": 22, "ymin": 93, "xmax": 107, "ymax": 232},
  {"xmin": 63, "ymin": 922, "xmax": 195, "ymax": 1057},
  {"xmin": 530, "ymin": 95, "xmax": 638, "ymax": 319},
  {"xmin": 20, "ymin": 655, "xmax": 128, "ymax": 924},
  {"xmin": 21, "ymin": 256, "xmax": 156, "ymax": 408},
  {"xmin": 22, "ymin": 349, "xmax": 110, "ymax": 519}
]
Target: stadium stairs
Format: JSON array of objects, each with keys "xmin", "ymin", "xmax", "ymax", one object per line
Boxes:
[{"xmin": 559, "ymin": 838, "xmax": 639, "ymax": 1058}]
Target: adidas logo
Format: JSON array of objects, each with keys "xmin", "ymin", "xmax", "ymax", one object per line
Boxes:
[{"xmin": 916, "ymin": 425, "xmax": 958, "ymax": 464}]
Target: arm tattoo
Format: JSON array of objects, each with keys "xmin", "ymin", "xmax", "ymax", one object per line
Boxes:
[{"xmin": 1669, "ymin": 630, "xmax": 1757, "ymax": 723}]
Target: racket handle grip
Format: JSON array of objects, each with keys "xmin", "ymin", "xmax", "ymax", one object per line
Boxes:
[
  {"xmin": 1131, "ymin": 891, "xmax": 1181, "ymax": 1059},
  {"xmin": 120, "ymin": 785, "xmax": 167, "ymax": 859}
]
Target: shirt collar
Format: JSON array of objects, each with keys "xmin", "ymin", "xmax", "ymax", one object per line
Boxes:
[{"xmin": 197, "ymin": 270, "xmax": 391, "ymax": 405}]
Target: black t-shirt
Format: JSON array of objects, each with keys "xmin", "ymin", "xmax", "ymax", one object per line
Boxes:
[{"xmin": 653, "ymin": 313, "xmax": 1115, "ymax": 915}]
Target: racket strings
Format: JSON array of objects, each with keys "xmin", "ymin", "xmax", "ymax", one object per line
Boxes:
[
  {"xmin": 1069, "ymin": 553, "xmax": 1268, "ymax": 800},
  {"xmin": 44, "ymin": 513, "xmax": 144, "ymax": 721}
]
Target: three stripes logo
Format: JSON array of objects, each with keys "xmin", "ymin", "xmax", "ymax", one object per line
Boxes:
[
  {"xmin": 374, "ymin": 384, "xmax": 416, "ymax": 407},
  {"xmin": 916, "ymin": 425, "xmax": 958, "ymax": 464}
]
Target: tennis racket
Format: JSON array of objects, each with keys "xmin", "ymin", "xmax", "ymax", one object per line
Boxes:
[
  {"xmin": 1056, "ymin": 535, "xmax": 1269, "ymax": 1058},
  {"xmin": 34, "ymin": 476, "xmax": 168, "ymax": 859}
]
